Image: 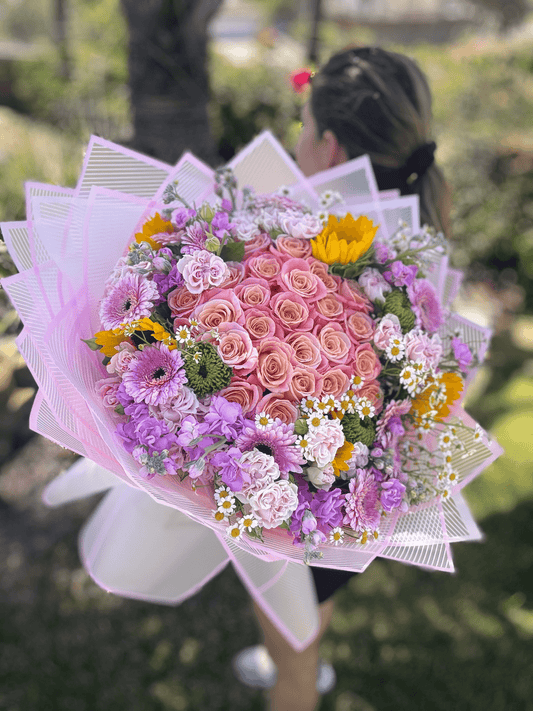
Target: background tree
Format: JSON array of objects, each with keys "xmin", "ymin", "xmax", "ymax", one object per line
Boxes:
[{"xmin": 120, "ymin": 0, "xmax": 224, "ymax": 166}]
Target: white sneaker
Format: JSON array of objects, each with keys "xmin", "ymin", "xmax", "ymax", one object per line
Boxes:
[{"xmin": 231, "ymin": 644, "xmax": 336, "ymax": 694}]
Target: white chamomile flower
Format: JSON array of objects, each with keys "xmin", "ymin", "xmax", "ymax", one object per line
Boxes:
[
  {"xmin": 255, "ymin": 412, "xmax": 274, "ymax": 430},
  {"xmin": 214, "ymin": 485, "xmax": 232, "ymax": 503},
  {"xmin": 296, "ymin": 435, "xmax": 310, "ymax": 453},
  {"xmin": 417, "ymin": 412, "xmax": 437, "ymax": 433},
  {"xmin": 355, "ymin": 397, "xmax": 375, "ymax": 419},
  {"xmin": 329, "ymin": 527, "xmax": 345, "ymax": 546},
  {"xmin": 218, "ymin": 497, "xmax": 236, "ymax": 515},
  {"xmin": 175, "ymin": 325, "xmax": 191, "ymax": 343},
  {"xmin": 308, "ymin": 412, "xmax": 326, "ymax": 429},
  {"xmin": 240, "ymin": 514, "xmax": 259, "ymax": 532},
  {"xmin": 185, "ymin": 337, "xmax": 195, "ymax": 348},
  {"xmin": 446, "ymin": 470, "xmax": 459, "ymax": 486},
  {"xmin": 315, "ymin": 398, "xmax": 332, "ymax": 415},
  {"xmin": 210, "ymin": 328, "xmax": 221, "ymax": 342},
  {"xmin": 213, "ymin": 509, "xmax": 227, "ymax": 523},
  {"xmin": 386, "ymin": 337, "xmax": 405, "ymax": 363},
  {"xmin": 399, "ymin": 365, "xmax": 417, "ymax": 392},
  {"xmin": 277, "ymin": 185, "xmax": 291, "ymax": 197},
  {"xmin": 227, "ymin": 521, "xmax": 244, "ymax": 540},
  {"xmin": 189, "ymin": 317, "xmax": 199, "ymax": 329},
  {"xmin": 318, "ymin": 210, "xmax": 329, "ymax": 224},
  {"xmin": 192, "ymin": 351, "xmax": 202, "ymax": 364},
  {"xmin": 439, "ymin": 485, "xmax": 451, "ymax": 501},
  {"xmin": 473, "ymin": 424, "xmax": 485, "ymax": 444},
  {"xmin": 442, "ymin": 451, "xmax": 454, "ymax": 471},
  {"xmin": 300, "ymin": 396, "xmax": 319, "ymax": 414},
  {"xmin": 438, "ymin": 431, "xmax": 455, "ymax": 450},
  {"xmin": 411, "ymin": 360, "xmax": 426, "ymax": 375},
  {"xmin": 350, "ymin": 374, "xmax": 365, "ymax": 391}
]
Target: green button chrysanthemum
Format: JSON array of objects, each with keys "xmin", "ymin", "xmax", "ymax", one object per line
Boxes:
[
  {"xmin": 341, "ymin": 413, "xmax": 376, "ymax": 447},
  {"xmin": 183, "ymin": 342, "xmax": 232, "ymax": 397},
  {"xmin": 383, "ymin": 290, "xmax": 416, "ymax": 333}
]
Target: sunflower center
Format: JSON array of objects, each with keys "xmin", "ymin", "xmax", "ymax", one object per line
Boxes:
[
  {"xmin": 152, "ymin": 367, "xmax": 166, "ymax": 380},
  {"xmin": 255, "ymin": 443, "xmax": 273, "ymax": 457}
]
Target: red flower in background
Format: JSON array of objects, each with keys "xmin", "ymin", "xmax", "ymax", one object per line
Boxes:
[{"xmin": 290, "ymin": 69, "xmax": 314, "ymax": 93}]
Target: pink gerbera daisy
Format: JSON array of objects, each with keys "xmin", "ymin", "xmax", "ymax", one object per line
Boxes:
[
  {"xmin": 235, "ymin": 419, "xmax": 304, "ymax": 476},
  {"xmin": 122, "ymin": 342, "xmax": 187, "ymax": 406},
  {"xmin": 343, "ymin": 468, "xmax": 381, "ymax": 533},
  {"xmin": 99, "ymin": 272, "xmax": 159, "ymax": 330}
]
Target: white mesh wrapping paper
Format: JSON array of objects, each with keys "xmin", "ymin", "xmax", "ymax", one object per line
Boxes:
[{"xmin": 1, "ymin": 133, "xmax": 503, "ymax": 649}]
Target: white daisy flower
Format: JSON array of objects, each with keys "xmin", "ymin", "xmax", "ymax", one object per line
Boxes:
[
  {"xmin": 213, "ymin": 509, "xmax": 227, "ymax": 523},
  {"xmin": 355, "ymin": 397, "xmax": 375, "ymax": 419},
  {"xmin": 240, "ymin": 514, "xmax": 259, "ymax": 532},
  {"xmin": 300, "ymin": 396, "xmax": 319, "ymax": 414},
  {"xmin": 255, "ymin": 412, "xmax": 274, "ymax": 430},
  {"xmin": 296, "ymin": 435, "xmax": 310, "ymax": 454},
  {"xmin": 446, "ymin": 470, "xmax": 459, "ymax": 486},
  {"xmin": 227, "ymin": 521, "xmax": 244, "ymax": 540},
  {"xmin": 329, "ymin": 527, "xmax": 345, "ymax": 546},
  {"xmin": 192, "ymin": 351, "xmax": 202, "ymax": 364},
  {"xmin": 307, "ymin": 412, "xmax": 326, "ymax": 429},
  {"xmin": 350, "ymin": 374, "xmax": 365, "ymax": 392},
  {"xmin": 218, "ymin": 497, "xmax": 236, "ymax": 515},
  {"xmin": 473, "ymin": 424, "xmax": 485, "ymax": 444},
  {"xmin": 214, "ymin": 485, "xmax": 232, "ymax": 503},
  {"xmin": 438, "ymin": 431, "xmax": 455, "ymax": 450},
  {"xmin": 175, "ymin": 325, "xmax": 191, "ymax": 343},
  {"xmin": 385, "ymin": 337, "xmax": 405, "ymax": 362},
  {"xmin": 399, "ymin": 365, "xmax": 417, "ymax": 390},
  {"xmin": 188, "ymin": 317, "xmax": 199, "ymax": 329}
]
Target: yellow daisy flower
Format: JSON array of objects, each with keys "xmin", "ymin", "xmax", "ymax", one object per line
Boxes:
[
  {"xmin": 94, "ymin": 328, "xmax": 128, "ymax": 357},
  {"xmin": 135, "ymin": 213, "xmax": 175, "ymax": 250},
  {"xmin": 332, "ymin": 441, "xmax": 354, "ymax": 477}
]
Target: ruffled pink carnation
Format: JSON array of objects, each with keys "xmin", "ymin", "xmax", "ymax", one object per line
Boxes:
[
  {"xmin": 106, "ymin": 341, "xmax": 137, "ymax": 376},
  {"xmin": 305, "ymin": 419, "xmax": 345, "ymax": 468},
  {"xmin": 373, "ymin": 313, "xmax": 403, "ymax": 351},
  {"xmin": 96, "ymin": 376, "xmax": 122, "ymax": 409},
  {"xmin": 404, "ymin": 331, "xmax": 443, "ymax": 370},
  {"xmin": 278, "ymin": 212, "xmax": 322, "ymax": 240},
  {"xmin": 177, "ymin": 250, "xmax": 228, "ymax": 294},
  {"xmin": 239, "ymin": 450, "xmax": 280, "ymax": 498},
  {"xmin": 249, "ymin": 480, "xmax": 299, "ymax": 529},
  {"xmin": 406, "ymin": 278, "xmax": 444, "ymax": 333},
  {"xmin": 148, "ymin": 387, "xmax": 200, "ymax": 433},
  {"xmin": 358, "ymin": 267, "xmax": 392, "ymax": 304}
]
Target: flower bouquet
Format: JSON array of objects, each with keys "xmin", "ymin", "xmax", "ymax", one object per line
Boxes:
[{"xmin": 1, "ymin": 131, "xmax": 503, "ymax": 648}]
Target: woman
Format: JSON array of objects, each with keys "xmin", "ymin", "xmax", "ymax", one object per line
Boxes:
[{"xmin": 236, "ymin": 45, "xmax": 452, "ymax": 711}]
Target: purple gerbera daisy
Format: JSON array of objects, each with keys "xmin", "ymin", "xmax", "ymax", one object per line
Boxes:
[
  {"xmin": 122, "ymin": 342, "xmax": 187, "ymax": 407},
  {"xmin": 343, "ymin": 468, "xmax": 381, "ymax": 533},
  {"xmin": 99, "ymin": 272, "xmax": 159, "ymax": 330},
  {"xmin": 235, "ymin": 419, "xmax": 304, "ymax": 476}
]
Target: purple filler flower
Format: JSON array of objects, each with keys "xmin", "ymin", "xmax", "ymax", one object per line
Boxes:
[
  {"xmin": 99, "ymin": 272, "xmax": 159, "ymax": 330},
  {"xmin": 451, "ymin": 336, "xmax": 473, "ymax": 370},
  {"xmin": 406, "ymin": 278, "xmax": 443, "ymax": 333},
  {"xmin": 199, "ymin": 396, "xmax": 244, "ymax": 441},
  {"xmin": 373, "ymin": 242, "xmax": 394, "ymax": 265},
  {"xmin": 383, "ymin": 261, "xmax": 418, "ymax": 287},
  {"xmin": 380, "ymin": 479, "xmax": 406, "ymax": 512},
  {"xmin": 211, "ymin": 447, "xmax": 247, "ymax": 491},
  {"xmin": 123, "ymin": 342, "xmax": 187, "ymax": 406}
]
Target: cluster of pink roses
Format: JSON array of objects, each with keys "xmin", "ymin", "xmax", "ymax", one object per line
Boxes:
[{"xmin": 169, "ymin": 239, "xmax": 384, "ymax": 424}]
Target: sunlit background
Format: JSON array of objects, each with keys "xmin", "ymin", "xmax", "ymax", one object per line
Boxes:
[{"xmin": 1, "ymin": 0, "xmax": 532, "ymax": 709}]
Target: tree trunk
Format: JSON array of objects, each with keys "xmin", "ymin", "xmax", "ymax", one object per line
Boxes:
[{"xmin": 120, "ymin": 0, "xmax": 224, "ymax": 166}]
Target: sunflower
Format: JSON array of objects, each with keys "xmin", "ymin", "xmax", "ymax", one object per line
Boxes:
[
  {"xmin": 310, "ymin": 213, "xmax": 378, "ymax": 266},
  {"xmin": 135, "ymin": 213, "xmax": 175, "ymax": 250}
]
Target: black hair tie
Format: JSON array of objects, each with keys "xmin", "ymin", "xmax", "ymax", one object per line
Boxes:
[{"xmin": 398, "ymin": 141, "xmax": 437, "ymax": 189}]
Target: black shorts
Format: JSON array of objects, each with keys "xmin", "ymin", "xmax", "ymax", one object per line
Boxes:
[{"xmin": 311, "ymin": 566, "xmax": 357, "ymax": 603}]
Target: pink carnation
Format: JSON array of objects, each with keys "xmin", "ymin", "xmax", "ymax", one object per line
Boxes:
[
  {"xmin": 305, "ymin": 419, "xmax": 345, "ymax": 468},
  {"xmin": 373, "ymin": 313, "xmax": 403, "ymax": 351},
  {"xmin": 177, "ymin": 250, "xmax": 228, "ymax": 294},
  {"xmin": 249, "ymin": 480, "xmax": 299, "ymax": 529},
  {"xmin": 404, "ymin": 331, "xmax": 443, "ymax": 370},
  {"xmin": 406, "ymin": 278, "xmax": 444, "ymax": 333}
]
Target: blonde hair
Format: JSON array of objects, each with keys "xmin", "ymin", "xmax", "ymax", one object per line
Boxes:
[{"xmin": 311, "ymin": 47, "xmax": 450, "ymax": 237}]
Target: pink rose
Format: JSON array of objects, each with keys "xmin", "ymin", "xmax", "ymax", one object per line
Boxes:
[
  {"xmin": 316, "ymin": 323, "xmax": 352, "ymax": 364},
  {"xmin": 353, "ymin": 343, "xmax": 382, "ymax": 380},
  {"xmin": 216, "ymin": 323, "xmax": 258, "ymax": 376},
  {"xmin": 278, "ymin": 258, "xmax": 327, "ymax": 302},
  {"xmin": 167, "ymin": 285, "xmax": 202, "ymax": 318},
  {"xmin": 256, "ymin": 337, "xmax": 295, "ymax": 392},
  {"xmin": 243, "ymin": 232, "xmax": 272, "ymax": 256},
  {"xmin": 243, "ymin": 308, "xmax": 282, "ymax": 341},
  {"xmin": 245, "ymin": 252, "xmax": 283, "ymax": 283},
  {"xmin": 373, "ymin": 314, "xmax": 403, "ymax": 351},
  {"xmin": 106, "ymin": 341, "xmax": 136, "ymax": 376},
  {"xmin": 345, "ymin": 311, "xmax": 375, "ymax": 344},
  {"xmin": 285, "ymin": 332, "xmax": 322, "ymax": 369},
  {"xmin": 193, "ymin": 291, "xmax": 244, "ymax": 329},
  {"xmin": 305, "ymin": 419, "xmax": 345, "ymax": 468},
  {"xmin": 218, "ymin": 261, "xmax": 245, "ymax": 289},
  {"xmin": 274, "ymin": 236, "xmax": 312, "ymax": 259},
  {"xmin": 234, "ymin": 277, "xmax": 271, "ymax": 310},
  {"xmin": 307, "ymin": 258, "xmax": 341, "ymax": 293},
  {"xmin": 96, "ymin": 376, "xmax": 121, "ymax": 409},
  {"xmin": 315, "ymin": 294, "xmax": 344, "ymax": 322},
  {"xmin": 287, "ymin": 367, "xmax": 324, "ymax": 402},
  {"xmin": 249, "ymin": 480, "xmax": 299, "ymax": 528},
  {"xmin": 218, "ymin": 377, "xmax": 262, "ymax": 415},
  {"xmin": 270, "ymin": 292, "xmax": 314, "ymax": 332},
  {"xmin": 255, "ymin": 393, "xmax": 299, "ymax": 425},
  {"xmin": 177, "ymin": 250, "xmax": 228, "ymax": 294},
  {"xmin": 320, "ymin": 367, "xmax": 350, "ymax": 398},
  {"xmin": 339, "ymin": 280, "xmax": 372, "ymax": 313},
  {"xmin": 404, "ymin": 331, "xmax": 443, "ymax": 370}
]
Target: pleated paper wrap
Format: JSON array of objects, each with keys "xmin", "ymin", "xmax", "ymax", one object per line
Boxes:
[{"xmin": 1, "ymin": 132, "xmax": 503, "ymax": 649}]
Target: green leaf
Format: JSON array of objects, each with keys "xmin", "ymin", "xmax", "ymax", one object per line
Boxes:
[
  {"xmin": 220, "ymin": 240, "xmax": 245, "ymax": 263},
  {"xmin": 81, "ymin": 337, "xmax": 102, "ymax": 351},
  {"xmin": 114, "ymin": 404, "xmax": 125, "ymax": 415}
]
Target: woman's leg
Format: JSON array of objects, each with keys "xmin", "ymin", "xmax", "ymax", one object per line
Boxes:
[{"xmin": 253, "ymin": 597, "xmax": 335, "ymax": 711}]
